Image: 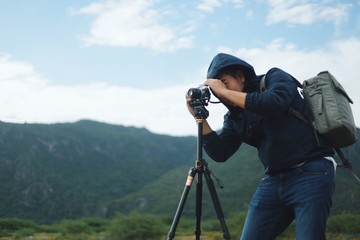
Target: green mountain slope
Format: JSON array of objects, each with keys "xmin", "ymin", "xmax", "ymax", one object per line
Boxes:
[
  {"xmin": 112, "ymin": 141, "xmax": 360, "ymax": 219},
  {"xmin": 0, "ymin": 120, "xmax": 359, "ymax": 223},
  {"xmin": 0, "ymin": 120, "xmax": 196, "ymax": 223}
]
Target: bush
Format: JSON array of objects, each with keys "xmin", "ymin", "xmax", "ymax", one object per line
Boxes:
[
  {"xmin": 0, "ymin": 218, "xmax": 37, "ymax": 237},
  {"xmin": 80, "ymin": 217, "xmax": 109, "ymax": 233},
  {"xmin": 108, "ymin": 213, "xmax": 165, "ymax": 240},
  {"xmin": 226, "ymin": 211, "xmax": 247, "ymax": 238},
  {"xmin": 13, "ymin": 228, "xmax": 36, "ymax": 239},
  {"xmin": 58, "ymin": 219, "xmax": 92, "ymax": 234},
  {"xmin": 327, "ymin": 213, "xmax": 360, "ymax": 233}
]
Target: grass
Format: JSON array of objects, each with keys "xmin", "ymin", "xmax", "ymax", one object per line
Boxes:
[
  {"xmin": 0, "ymin": 213, "xmax": 359, "ymax": 240},
  {"xmin": 0, "ymin": 232, "xmax": 107, "ymax": 240},
  {"xmin": 2, "ymin": 232, "xmax": 359, "ymax": 240}
]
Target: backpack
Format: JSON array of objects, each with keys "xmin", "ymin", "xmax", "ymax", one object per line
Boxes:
[{"xmin": 260, "ymin": 71, "xmax": 359, "ymax": 183}]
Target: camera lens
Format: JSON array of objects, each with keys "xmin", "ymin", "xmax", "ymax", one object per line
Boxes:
[{"xmin": 187, "ymin": 88, "xmax": 202, "ymax": 100}]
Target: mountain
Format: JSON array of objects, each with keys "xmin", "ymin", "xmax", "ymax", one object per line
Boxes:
[
  {"xmin": 0, "ymin": 120, "xmax": 196, "ymax": 223},
  {"xmin": 0, "ymin": 120, "xmax": 359, "ymax": 223}
]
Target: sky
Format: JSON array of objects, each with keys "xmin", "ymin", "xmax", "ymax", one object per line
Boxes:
[{"xmin": 0, "ymin": 0, "xmax": 360, "ymax": 136}]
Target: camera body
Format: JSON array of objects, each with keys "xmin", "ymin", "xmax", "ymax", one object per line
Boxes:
[
  {"xmin": 187, "ymin": 85, "xmax": 210, "ymax": 119},
  {"xmin": 187, "ymin": 85, "xmax": 211, "ymax": 107}
]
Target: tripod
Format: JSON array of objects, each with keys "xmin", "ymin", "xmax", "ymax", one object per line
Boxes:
[{"xmin": 167, "ymin": 106, "xmax": 231, "ymax": 240}]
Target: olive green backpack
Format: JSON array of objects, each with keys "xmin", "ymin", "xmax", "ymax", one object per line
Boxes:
[{"xmin": 261, "ymin": 71, "xmax": 359, "ymax": 183}]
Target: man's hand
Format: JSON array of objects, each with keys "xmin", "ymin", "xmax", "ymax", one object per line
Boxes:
[
  {"xmin": 204, "ymin": 78, "xmax": 246, "ymax": 108},
  {"xmin": 204, "ymin": 79, "xmax": 227, "ymax": 98},
  {"xmin": 185, "ymin": 93, "xmax": 196, "ymax": 118},
  {"xmin": 185, "ymin": 92, "xmax": 213, "ymax": 135}
]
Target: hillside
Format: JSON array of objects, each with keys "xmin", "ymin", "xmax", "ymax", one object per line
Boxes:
[
  {"xmin": 111, "ymin": 139, "xmax": 360, "ymax": 220},
  {"xmin": 0, "ymin": 120, "xmax": 359, "ymax": 223},
  {"xmin": 0, "ymin": 120, "xmax": 196, "ymax": 223}
]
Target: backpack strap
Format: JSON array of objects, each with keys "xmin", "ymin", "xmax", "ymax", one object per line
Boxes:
[
  {"xmin": 260, "ymin": 75, "xmax": 266, "ymax": 93},
  {"xmin": 335, "ymin": 148, "xmax": 360, "ymax": 183},
  {"xmin": 287, "ymin": 107, "xmax": 320, "ymax": 146},
  {"xmin": 261, "ymin": 75, "xmax": 315, "ymax": 127},
  {"xmin": 260, "ymin": 74, "xmax": 360, "ymax": 183},
  {"xmin": 260, "ymin": 74, "xmax": 302, "ymax": 92}
]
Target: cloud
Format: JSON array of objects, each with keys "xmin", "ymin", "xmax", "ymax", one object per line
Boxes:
[
  {"xmin": 0, "ymin": 55, "xmax": 45, "ymax": 83},
  {"xmin": 72, "ymin": 0, "xmax": 194, "ymax": 52},
  {"xmin": 72, "ymin": 0, "xmax": 248, "ymax": 52},
  {"xmin": 0, "ymin": 54, "xmax": 227, "ymax": 136},
  {"xmin": 197, "ymin": 0, "xmax": 223, "ymax": 13},
  {"xmin": 266, "ymin": 0, "xmax": 351, "ymax": 26},
  {"xmin": 197, "ymin": 0, "xmax": 244, "ymax": 13}
]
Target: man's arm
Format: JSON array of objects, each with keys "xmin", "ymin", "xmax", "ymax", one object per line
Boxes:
[{"xmin": 204, "ymin": 78, "xmax": 247, "ymax": 109}]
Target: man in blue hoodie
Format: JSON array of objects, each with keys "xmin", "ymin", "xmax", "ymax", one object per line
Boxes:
[{"xmin": 186, "ymin": 53, "xmax": 335, "ymax": 239}]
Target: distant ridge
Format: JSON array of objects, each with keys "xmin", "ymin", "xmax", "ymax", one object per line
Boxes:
[{"xmin": 0, "ymin": 120, "xmax": 359, "ymax": 223}]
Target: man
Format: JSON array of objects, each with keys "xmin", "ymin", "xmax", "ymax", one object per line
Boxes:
[{"xmin": 186, "ymin": 53, "xmax": 336, "ymax": 239}]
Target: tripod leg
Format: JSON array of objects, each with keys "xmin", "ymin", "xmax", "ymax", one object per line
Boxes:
[
  {"xmin": 195, "ymin": 170, "xmax": 203, "ymax": 240},
  {"xmin": 167, "ymin": 167, "xmax": 197, "ymax": 240},
  {"xmin": 203, "ymin": 168, "xmax": 231, "ymax": 240}
]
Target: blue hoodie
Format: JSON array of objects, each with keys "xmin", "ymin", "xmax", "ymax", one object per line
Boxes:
[{"xmin": 203, "ymin": 53, "xmax": 333, "ymax": 173}]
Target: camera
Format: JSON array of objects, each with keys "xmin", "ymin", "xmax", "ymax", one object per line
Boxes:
[{"xmin": 187, "ymin": 85, "xmax": 211, "ymax": 107}]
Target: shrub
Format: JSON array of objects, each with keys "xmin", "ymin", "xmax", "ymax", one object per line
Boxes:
[
  {"xmin": 0, "ymin": 218, "xmax": 37, "ymax": 237},
  {"xmin": 13, "ymin": 228, "xmax": 36, "ymax": 239},
  {"xmin": 327, "ymin": 213, "xmax": 360, "ymax": 233},
  {"xmin": 58, "ymin": 219, "xmax": 92, "ymax": 234},
  {"xmin": 226, "ymin": 211, "xmax": 247, "ymax": 238},
  {"xmin": 80, "ymin": 217, "xmax": 109, "ymax": 233},
  {"xmin": 108, "ymin": 213, "xmax": 165, "ymax": 240}
]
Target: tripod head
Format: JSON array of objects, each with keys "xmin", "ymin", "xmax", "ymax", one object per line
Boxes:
[
  {"xmin": 187, "ymin": 85, "xmax": 210, "ymax": 120},
  {"xmin": 194, "ymin": 105, "xmax": 209, "ymax": 120}
]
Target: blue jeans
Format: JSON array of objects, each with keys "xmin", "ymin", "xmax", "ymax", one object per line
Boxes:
[{"xmin": 240, "ymin": 157, "xmax": 335, "ymax": 240}]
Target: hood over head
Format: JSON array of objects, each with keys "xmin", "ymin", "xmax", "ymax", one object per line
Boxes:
[
  {"xmin": 206, "ymin": 53, "xmax": 257, "ymax": 113},
  {"xmin": 207, "ymin": 53, "xmax": 256, "ymax": 81}
]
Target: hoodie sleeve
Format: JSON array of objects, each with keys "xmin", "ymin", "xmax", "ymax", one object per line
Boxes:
[
  {"xmin": 245, "ymin": 68, "xmax": 298, "ymax": 116},
  {"xmin": 202, "ymin": 113, "xmax": 242, "ymax": 162}
]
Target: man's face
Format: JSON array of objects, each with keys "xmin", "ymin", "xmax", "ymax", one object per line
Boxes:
[{"xmin": 219, "ymin": 71, "xmax": 245, "ymax": 92}]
